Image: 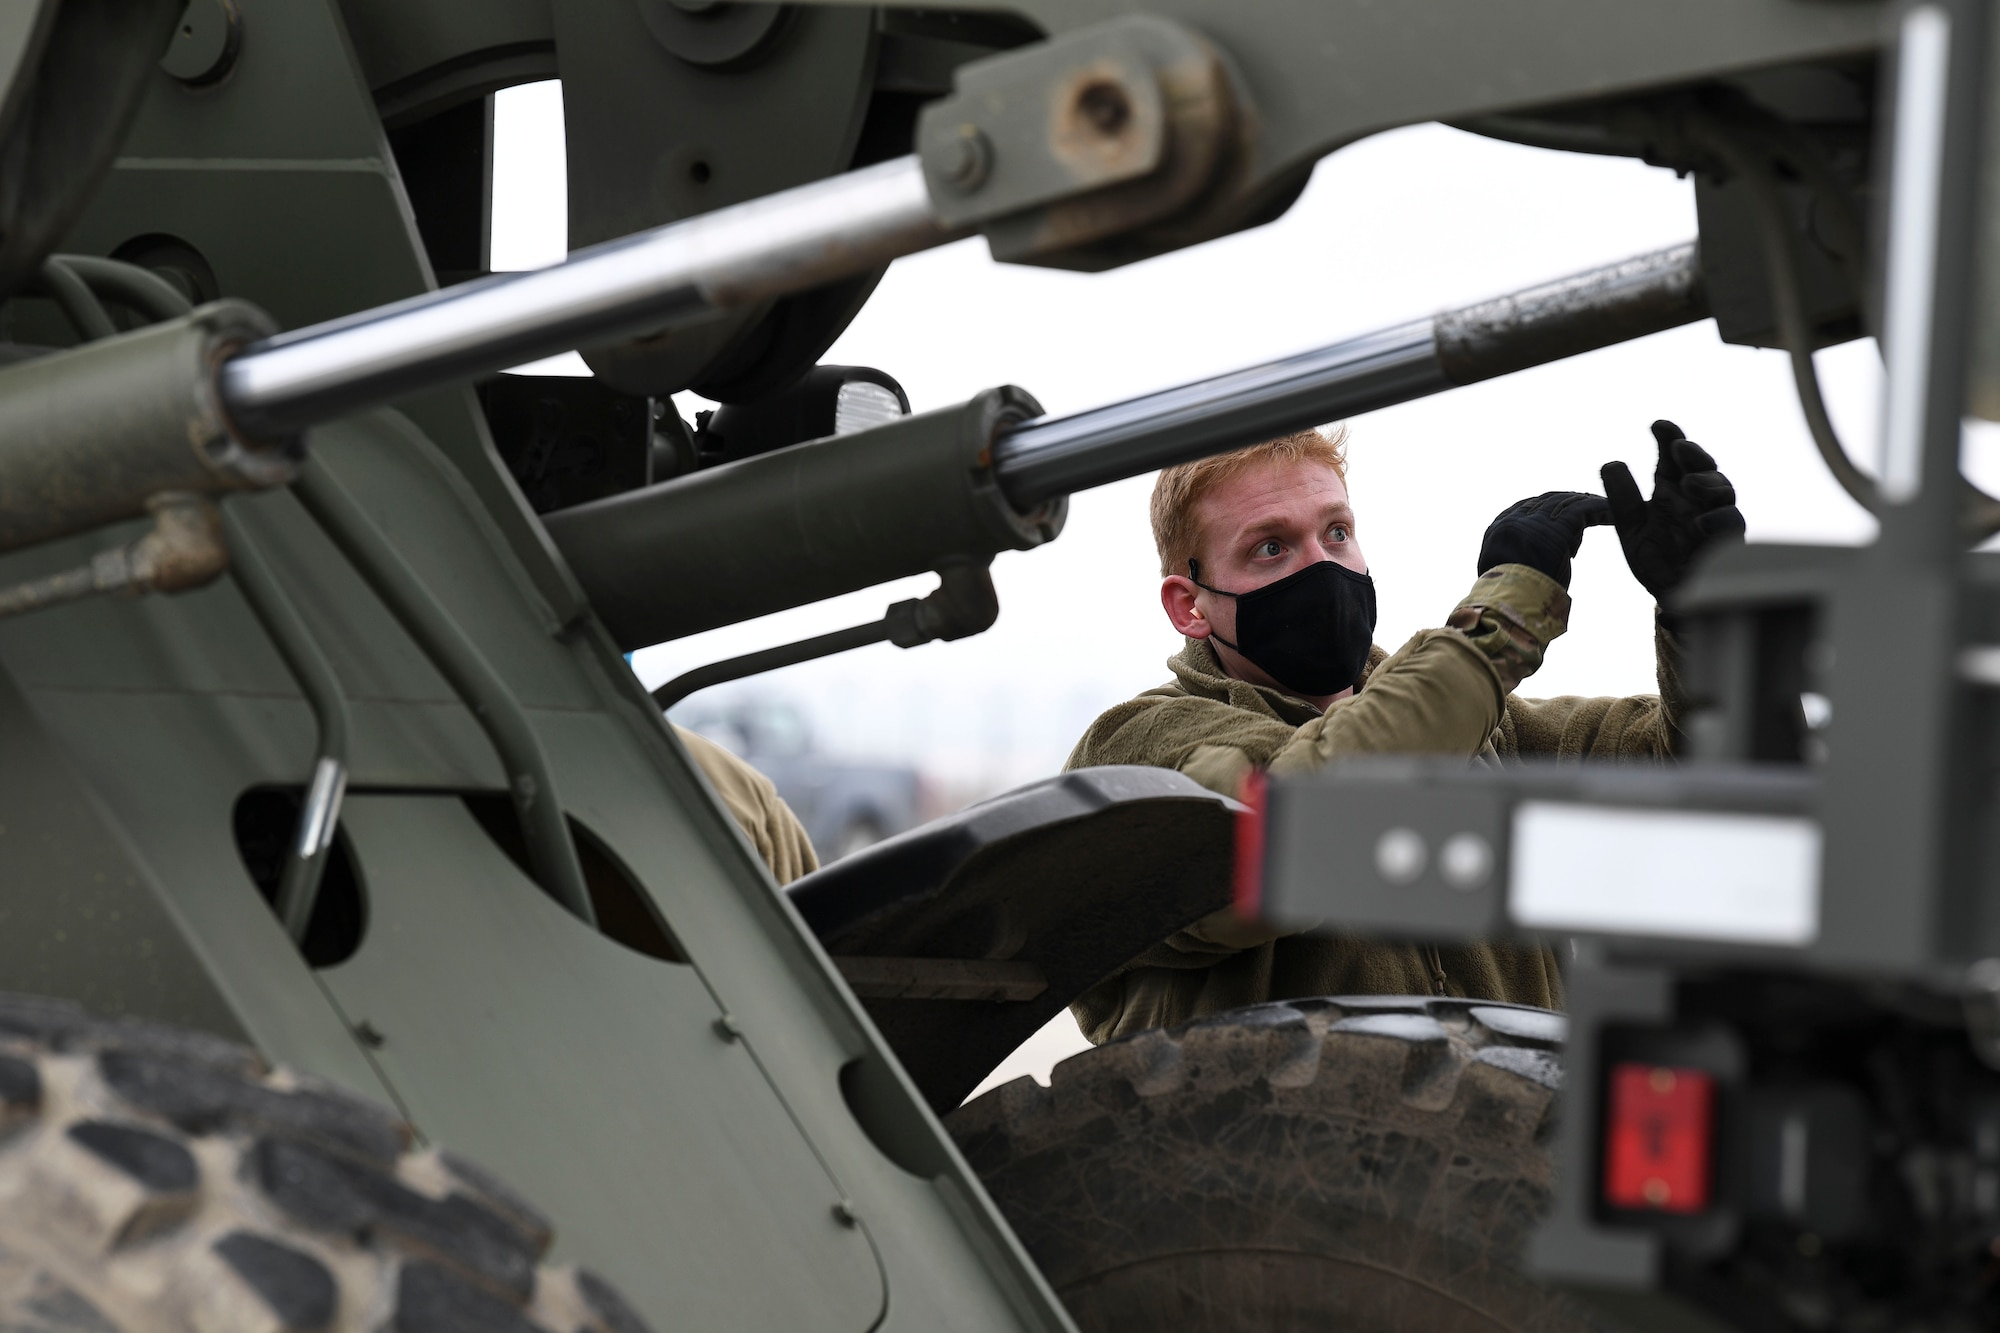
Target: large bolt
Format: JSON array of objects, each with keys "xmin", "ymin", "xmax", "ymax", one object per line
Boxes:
[{"xmin": 938, "ymin": 125, "xmax": 993, "ymax": 193}]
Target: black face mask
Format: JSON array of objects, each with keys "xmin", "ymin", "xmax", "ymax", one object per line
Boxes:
[{"xmin": 1190, "ymin": 558, "xmax": 1378, "ymax": 698}]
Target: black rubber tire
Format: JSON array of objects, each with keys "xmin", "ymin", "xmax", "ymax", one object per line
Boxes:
[
  {"xmin": 947, "ymin": 995, "xmax": 1617, "ymax": 1333},
  {"xmin": 0, "ymin": 993, "xmax": 654, "ymax": 1333}
]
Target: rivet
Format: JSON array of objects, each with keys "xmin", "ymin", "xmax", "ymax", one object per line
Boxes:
[
  {"xmin": 1439, "ymin": 833, "xmax": 1494, "ymax": 892},
  {"xmin": 1374, "ymin": 828, "xmax": 1426, "ymax": 885},
  {"xmin": 938, "ymin": 125, "xmax": 992, "ymax": 193}
]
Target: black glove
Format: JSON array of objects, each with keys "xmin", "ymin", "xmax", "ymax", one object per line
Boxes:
[
  {"xmin": 1477, "ymin": 491, "xmax": 1612, "ymax": 589},
  {"xmin": 1600, "ymin": 420, "xmax": 1746, "ymax": 601}
]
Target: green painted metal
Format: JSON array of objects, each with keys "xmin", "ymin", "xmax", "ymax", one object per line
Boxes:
[
  {"xmin": 0, "ymin": 662, "xmax": 249, "ymax": 1043},
  {"xmin": 324, "ymin": 793, "xmax": 888, "ymax": 1327},
  {"xmin": 0, "ymin": 397, "xmax": 1072, "ymax": 1328},
  {"xmin": 290, "ymin": 457, "xmax": 597, "ymax": 928},
  {"xmin": 0, "ymin": 301, "xmax": 291, "ymax": 551},
  {"xmin": 0, "ymin": 2, "xmax": 1074, "ymax": 1328},
  {"xmin": 544, "ymin": 385, "xmax": 1064, "ymax": 649}
]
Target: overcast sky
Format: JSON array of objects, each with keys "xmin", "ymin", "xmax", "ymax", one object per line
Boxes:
[{"xmin": 493, "ymin": 80, "xmax": 1927, "ymax": 795}]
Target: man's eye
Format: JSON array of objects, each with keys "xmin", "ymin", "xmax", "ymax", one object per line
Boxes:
[
  {"xmin": 1329, "ymin": 524, "xmax": 1351, "ymax": 543},
  {"xmin": 1253, "ymin": 539, "xmax": 1283, "ymax": 558}
]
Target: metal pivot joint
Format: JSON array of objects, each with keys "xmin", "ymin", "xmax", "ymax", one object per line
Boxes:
[
  {"xmin": 547, "ymin": 385, "xmax": 1065, "ymax": 651},
  {"xmin": 915, "ymin": 15, "xmax": 1242, "ymax": 268}
]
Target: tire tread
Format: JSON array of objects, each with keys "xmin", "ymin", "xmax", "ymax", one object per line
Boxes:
[
  {"xmin": 948, "ymin": 995, "xmax": 1608, "ymax": 1333},
  {"xmin": 0, "ymin": 995, "xmax": 656, "ymax": 1333}
]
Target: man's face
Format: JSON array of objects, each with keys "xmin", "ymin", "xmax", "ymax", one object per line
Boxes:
[{"xmin": 1161, "ymin": 458, "xmax": 1368, "ymax": 703}]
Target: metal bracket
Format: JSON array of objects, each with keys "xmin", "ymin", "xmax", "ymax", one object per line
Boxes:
[
  {"xmin": 1254, "ymin": 758, "xmax": 1821, "ymax": 958},
  {"xmin": 916, "ymin": 15, "xmax": 1239, "ymax": 266}
]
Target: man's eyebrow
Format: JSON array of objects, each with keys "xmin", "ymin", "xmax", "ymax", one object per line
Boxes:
[
  {"xmin": 1228, "ymin": 515, "xmax": 1292, "ymax": 544},
  {"xmin": 1224, "ymin": 502, "xmax": 1355, "ymax": 546}
]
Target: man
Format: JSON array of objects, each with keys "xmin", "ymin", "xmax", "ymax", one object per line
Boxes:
[{"xmin": 1067, "ymin": 419, "xmax": 1743, "ymax": 1043}]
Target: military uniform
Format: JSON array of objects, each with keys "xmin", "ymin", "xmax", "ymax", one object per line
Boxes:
[
  {"xmin": 1065, "ymin": 563, "xmax": 1682, "ymax": 1044},
  {"xmin": 677, "ymin": 726, "xmax": 820, "ymax": 885}
]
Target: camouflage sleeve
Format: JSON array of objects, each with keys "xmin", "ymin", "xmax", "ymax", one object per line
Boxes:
[
  {"xmin": 1444, "ymin": 562, "xmax": 1572, "ymax": 694},
  {"xmin": 1654, "ymin": 609, "xmax": 1687, "ymax": 752}
]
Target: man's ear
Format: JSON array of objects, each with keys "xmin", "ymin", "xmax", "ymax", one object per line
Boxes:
[{"xmin": 1162, "ymin": 575, "xmax": 1208, "ymax": 638}]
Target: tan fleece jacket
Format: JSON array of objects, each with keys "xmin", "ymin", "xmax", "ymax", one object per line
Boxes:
[
  {"xmin": 676, "ymin": 726, "xmax": 819, "ymax": 885},
  {"xmin": 1065, "ymin": 564, "xmax": 1682, "ymax": 1043}
]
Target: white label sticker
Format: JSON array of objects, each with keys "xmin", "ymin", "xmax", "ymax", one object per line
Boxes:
[{"xmin": 1510, "ymin": 802, "xmax": 1821, "ymax": 946}]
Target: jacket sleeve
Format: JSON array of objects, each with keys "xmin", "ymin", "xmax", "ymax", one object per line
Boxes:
[
  {"xmin": 675, "ymin": 726, "xmax": 821, "ymax": 884},
  {"xmin": 1267, "ymin": 562, "xmax": 1575, "ymax": 776},
  {"xmin": 1498, "ymin": 612, "xmax": 1685, "ymax": 761}
]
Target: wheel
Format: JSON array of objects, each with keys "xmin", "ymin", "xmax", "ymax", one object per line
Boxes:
[
  {"xmin": 833, "ymin": 817, "xmax": 884, "ymax": 861},
  {"xmin": 947, "ymin": 995, "xmax": 1616, "ymax": 1333},
  {"xmin": 0, "ymin": 993, "xmax": 655, "ymax": 1333}
]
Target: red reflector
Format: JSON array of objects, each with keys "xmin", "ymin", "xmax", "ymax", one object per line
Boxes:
[
  {"xmin": 1603, "ymin": 1062, "xmax": 1716, "ymax": 1214},
  {"xmin": 1230, "ymin": 768, "xmax": 1268, "ymax": 916}
]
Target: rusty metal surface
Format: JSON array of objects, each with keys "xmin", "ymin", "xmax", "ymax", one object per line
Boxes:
[
  {"xmin": 0, "ymin": 493, "xmax": 227, "ymax": 621},
  {"xmin": 918, "ymin": 16, "xmax": 1240, "ymax": 268},
  {"xmin": 1434, "ymin": 241, "xmax": 1709, "ymax": 385}
]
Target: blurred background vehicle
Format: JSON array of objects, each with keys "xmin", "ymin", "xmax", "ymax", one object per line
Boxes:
[{"xmin": 674, "ymin": 695, "xmax": 923, "ymax": 858}]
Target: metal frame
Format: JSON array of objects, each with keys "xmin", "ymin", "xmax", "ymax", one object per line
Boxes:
[{"xmin": 14, "ymin": 0, "xmax": 2000, "ymax": 1327}]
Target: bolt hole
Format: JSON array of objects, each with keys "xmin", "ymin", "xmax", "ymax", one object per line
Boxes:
[
  {"xmin": 1076, "ymin": 81, "xmax": 1131, "ymax": 136},
  {"xmin": 182, "ymin": 24, "xmax": 193, "ymax": 35},
  {"xmin": 688, "ymin": 159, "xmax": 712, "ymax": 185}
]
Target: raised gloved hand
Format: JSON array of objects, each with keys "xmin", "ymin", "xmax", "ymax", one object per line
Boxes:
[
  {"xmin": 1476, "ymin": 491, "xmax": 1612, "ymax": 590},
  {"xmin": 1600, "ymin": 420, "xmax": 1746, "ymax": 601}
]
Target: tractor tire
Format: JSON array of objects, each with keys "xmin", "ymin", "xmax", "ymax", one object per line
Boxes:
[
  {"xmin": 948, "ymin": 995, "xmax": 1617, "ymax": 1333},
  {"xmin": 0, "ymin": 993, "xmax": 654, "ymax": 1333}
]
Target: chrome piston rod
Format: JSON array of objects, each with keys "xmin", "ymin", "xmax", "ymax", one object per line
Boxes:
[
  {"xmin": 218, "ymin": 156, "xmax": 954, "ymax": 439},
  {"xmin": 990, "ymin": 241, "xmax": 1708, "ymax": 508}
]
